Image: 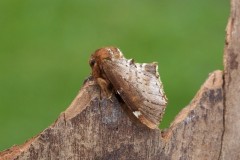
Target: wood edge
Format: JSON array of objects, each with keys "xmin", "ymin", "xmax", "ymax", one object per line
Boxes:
[
  {"xmin": 162, "ymin": 70, "xmax": 223, "ymax": 139},
  {"xmin": 0, "ymin": 78, "xmax": 95, "ymax": 160}
]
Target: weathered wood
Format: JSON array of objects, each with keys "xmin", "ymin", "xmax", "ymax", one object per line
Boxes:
[
  {"xmin": 0, "ymin": 70, "xmax": 223, "ymax": 160},
  {"xmin": 0, "ymin": 78, "xmax": 164, "ymax": 160},
  {"xmin": 1, "ymin": 0, "xmax": 240, "ymax": 159},
  {"xmin": 163, "ymin": 71, "xmax": 224, "ymax": 160},
  {"xmin": 221, "ymin": 0, "xmax": 240, "ymax": 159}
]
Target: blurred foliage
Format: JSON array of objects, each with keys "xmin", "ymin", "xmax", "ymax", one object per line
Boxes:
[{"xmin": 0, "ymin": 0, "xmax": 229, "ymax": 151}]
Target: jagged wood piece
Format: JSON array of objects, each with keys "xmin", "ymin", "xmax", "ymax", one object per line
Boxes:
[
  {"xmin": 0, "ymin": 70, "xmax": 223, "ymax": 160},
  {"xmin": 221, "ymin": 0, "xmax": 240, "ymax": 159},
  {"xmin": 163, "ymin": 71, "xmax": 224, "ymax": 160}
]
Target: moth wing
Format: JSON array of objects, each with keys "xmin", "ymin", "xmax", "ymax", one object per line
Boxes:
[{"xmin": 102, "ymin": 58, "xmax": 167, "ymax": 129}]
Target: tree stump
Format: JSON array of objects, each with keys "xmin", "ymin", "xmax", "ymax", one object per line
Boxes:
[{"xmin": 0, "ymin": 0, "xmax": 239, "ymax": 159}]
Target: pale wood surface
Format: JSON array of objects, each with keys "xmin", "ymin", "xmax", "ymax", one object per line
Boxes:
[{"xmin": 221, "ymin": 0, "xmax": 240, "ymax": 159}]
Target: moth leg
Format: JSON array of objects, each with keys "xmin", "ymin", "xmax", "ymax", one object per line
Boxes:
[{"xmin": 96, "ymin": 78, "xmax": 112, "ymax": 99}]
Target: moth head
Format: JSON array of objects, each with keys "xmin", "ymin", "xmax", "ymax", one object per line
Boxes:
[{"xmin": 89, "ymin": 48, "xmax": 105, "ymax": 69}]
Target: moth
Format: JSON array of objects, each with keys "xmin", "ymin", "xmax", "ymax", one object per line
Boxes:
[{"xmin": 89, "ymin": 47, "xmax": 167, "ymax": 129}]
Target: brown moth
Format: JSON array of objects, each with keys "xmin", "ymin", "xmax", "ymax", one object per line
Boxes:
[{"xmin": 89, "ymin": 47, "xmax": 167, "ymax": 129}]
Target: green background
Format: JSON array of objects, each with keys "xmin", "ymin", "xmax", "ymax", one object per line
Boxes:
[{"xmin": 0, "ymin": 0, "xmax": 229, "ymax": 151}]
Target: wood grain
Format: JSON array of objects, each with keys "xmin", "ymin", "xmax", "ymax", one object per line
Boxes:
[
  {"xmin": 0, "ymin": 70, "xmax": 224, "ymax": 160},
  {"xmin": 221, "ymin": 0, "xmax": 240, "ymax": 159},
  {"xmin": 1, "ymin": 0, "xmax": 240, "ymax": 159}
]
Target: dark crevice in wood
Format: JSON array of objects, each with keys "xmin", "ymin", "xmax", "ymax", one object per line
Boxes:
[{"xmin": 218, "ymin": 73, "xmax": 226, "ymax": 160}]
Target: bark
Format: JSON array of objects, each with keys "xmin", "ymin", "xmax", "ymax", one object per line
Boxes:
[
  {"xmin": 0, "ymin": 0, "xmax": 239, "ymax": 160},
  {"xmin": 221, "ymin": 0, "xmax": 240, "ymax": 159}
]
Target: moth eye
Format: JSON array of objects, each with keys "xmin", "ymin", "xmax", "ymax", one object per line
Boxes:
[{"xmin": 89, "ymin": 59, "xmax": 95, "ymax": 67}]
